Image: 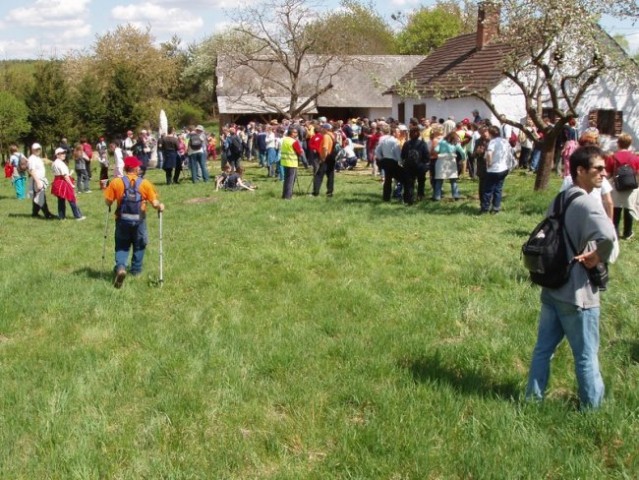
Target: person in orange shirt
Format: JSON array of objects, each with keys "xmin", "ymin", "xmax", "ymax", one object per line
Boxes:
[
  {"xmin": 104, "ymin": 156, "xmax": 165, "ymax": 288},
  {"xmin": 312, "ymin": 123, "xmax": 337, "ymax": 197}
]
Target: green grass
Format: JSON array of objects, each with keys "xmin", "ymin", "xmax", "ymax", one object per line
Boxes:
[{"xmin": 1, "ymin": 164, "xmax": 639, "ymax": 479}]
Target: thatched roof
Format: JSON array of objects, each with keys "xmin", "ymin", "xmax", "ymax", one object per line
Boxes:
[{"xmin": 216, "ymin": 55, "xmax": 425, "ymax": 115}]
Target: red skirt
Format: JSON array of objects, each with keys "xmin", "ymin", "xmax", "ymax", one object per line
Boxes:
[{"xmin": 51, "ymin": 176, "xmax": 76, "ymax": 202}]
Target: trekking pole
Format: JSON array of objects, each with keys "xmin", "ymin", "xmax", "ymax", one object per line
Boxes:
[
  {"xmin": 158, "ymin": 210, "xmax": 164, "ymax": 287},
  {"xmin": 295, "ymin": 171, "xmax": 302, "ymax": 196},
  {"xmin": 101, "ymin": 205, "xmax": 111, "ymax": 274}
]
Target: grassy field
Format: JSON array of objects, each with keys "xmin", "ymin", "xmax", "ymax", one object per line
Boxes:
[{"xmin": 1, "ymin": 162, "xmax": 639, "ymax": 479}]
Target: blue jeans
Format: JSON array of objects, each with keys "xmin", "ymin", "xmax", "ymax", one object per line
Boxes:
[
  {"xmin": 57, "ymin": 197, "xmax": 82, "ymax": 219},
  {"xmin": 189, "ymin": 151, "xmax": 209, "ymax": 182},
  {"xmin": 481, "ymin": 170, "xmax": 508, "ymax": 212},
  {"xmin": 114, "ymin": 220, "xmax": 148, "ymax": 275},
  {"xmin": 526, "ymin": 294, "xmax": 604, "ymax": 409},
  {"xmin": 530, "ymin": 149, "xmax": 542, "ymax": 172},
  {"xmin": 432, "ymin": 179, "xmax": 460, "ymax": 200}
]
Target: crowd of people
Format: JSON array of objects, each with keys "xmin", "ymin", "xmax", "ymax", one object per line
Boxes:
[{"xmin": 2, "ymin": 111, "xmax": 639, "ymax": 405}]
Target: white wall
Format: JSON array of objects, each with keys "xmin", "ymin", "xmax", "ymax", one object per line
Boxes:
[
  {"xmin": 392, "ymin": 73, "xmax": 639, "ymax": 150},
  {"xmin": 577, "ymin": 76, "xmax": 639, "ymax": 149},
  {"xmin": 391, "ymin": 94, "xmax": 487, "ymax": 124}
]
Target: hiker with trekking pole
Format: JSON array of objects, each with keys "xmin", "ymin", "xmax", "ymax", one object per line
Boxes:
[{"xmin": 103, "ymin": 156, "xmax": 165, "ymax": 288}]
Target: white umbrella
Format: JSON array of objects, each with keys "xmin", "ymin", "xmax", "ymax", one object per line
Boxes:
[{"xmin": 159, "ymin": 109, "xmax": 168, "ymax": 136}]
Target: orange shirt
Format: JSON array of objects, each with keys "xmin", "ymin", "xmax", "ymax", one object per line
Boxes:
[
  {"xmin": 104, "ymin": 173, "xmax": 159, "ymax": 216},
  {"xmin": 320, "ymin": 132, "xmax": 335, "ymax": 161}
]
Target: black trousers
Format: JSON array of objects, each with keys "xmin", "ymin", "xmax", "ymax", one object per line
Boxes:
[
  {"xmin": 379, "ymin": 158, "xmax": 403, "ymax": 201},
  {"xmin": 313, "ymin": 158, "xmax": 335, "ymax": 196},
  {"xmin": 32, "ymin": 197, "xmax": 54, "ymax": 218},
  {"xmin": 403, "ymin": 163, "xmax": 428, "ymax": 204}
]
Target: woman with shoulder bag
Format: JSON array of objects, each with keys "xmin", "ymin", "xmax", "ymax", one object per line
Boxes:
[{"xmin": 605, "ymin": 133, "xmax": 639, "ymax": 240}]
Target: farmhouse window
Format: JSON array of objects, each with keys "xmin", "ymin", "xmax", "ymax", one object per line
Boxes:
[
  {"xmin": 398, "ymin": 102, "xmax": 405, "ymax": 124},
  {"xmin": 588, "ymin": 109, "xmax": 623, "ymax": 136},
  {"xmin": 413, "ymin": 103, "xmax": 426, "ymax": 120}
]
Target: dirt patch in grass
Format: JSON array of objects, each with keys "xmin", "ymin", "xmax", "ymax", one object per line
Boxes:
[{"xmin": 185, "ymin": 197, "xmax": 218, "ymax": 204}]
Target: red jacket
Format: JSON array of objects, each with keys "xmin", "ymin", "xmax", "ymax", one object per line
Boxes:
[
  {"xmin": 606, "ymin": 150, "xmax": 639, "ymax": 176},
  {"xmin": 308, "ymin": 133, "xmax": 323, "ymax": 153}
]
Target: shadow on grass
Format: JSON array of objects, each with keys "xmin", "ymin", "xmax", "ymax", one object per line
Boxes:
[
  {"xmin": 7, "ymin": 213, "xmax": 51, "ymax": 219},
  {"xmin": 73, "ymin": 267, "xmax": 111, "ymax": 280},
  {"xmin": 401, "ymin": 352, "xmax": 520, "ymax": 401}
]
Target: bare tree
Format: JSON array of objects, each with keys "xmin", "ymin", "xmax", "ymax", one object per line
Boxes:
[{"xmin": 217, "ymin": 0, "xmax": 363, "ymax": 118}]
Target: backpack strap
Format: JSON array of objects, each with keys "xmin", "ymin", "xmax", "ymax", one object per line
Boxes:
[{"xmin": 558, "ymin": 190, "xmax": 585, "ymax": 258}]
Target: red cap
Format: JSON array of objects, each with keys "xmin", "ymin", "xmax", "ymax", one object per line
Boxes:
[
  {"xmin": 123, "ymin": 156, "xmax": 142, "ymax": 169},
  {"xmin": 462, "ymin": 118, "xmax": 470, "ymax": 125}
]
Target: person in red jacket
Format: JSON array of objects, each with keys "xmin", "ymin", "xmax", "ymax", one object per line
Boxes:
[
  {"xmin": 307, "ymin": 122, "xmax": 323, "ymax": 174},
  {"xmin": 605, "ymin": 133, "xmax": 639, "ymax": 239}
]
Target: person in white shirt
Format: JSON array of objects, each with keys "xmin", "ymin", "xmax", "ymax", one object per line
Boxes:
[
  {"xmin": 481, "ymin": 126, "xmax": 512, "ymax": 214},
  {"xmin": 109, "ymin": 142, "xmax": 124, "ymax": 178},
  {"xmin": 27, "ymin": 143, "xmax": 55, "ymax": 219}
]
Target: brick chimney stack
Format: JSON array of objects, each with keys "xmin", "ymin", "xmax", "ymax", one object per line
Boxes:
[{"xmin": 476, "ymin": 1, "xmax": 501, "ymax": 50}]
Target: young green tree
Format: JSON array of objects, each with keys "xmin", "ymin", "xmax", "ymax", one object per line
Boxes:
[
  {"xmin": 73, "ymin": 73, "xmax": 107, "ymax": 143},
  {"xmin": 25, "ymin": 61, "xmax": 73, "ymax": 155},
  {"xmin": 92, "ymin": 25, "xmax": 180, "ymax": 100},
  {"xmin": 104, "ymin": 65, "xmax": 143, "ymax": 138},
  {"xmin": 395, "ymin": 1, "xmax": 476, "ymax": 55},
  {"xmin": 305, "ymin": 0, "xmax": 397, "ymax": 55},
  {"xmin": 0, "ymin": 91, "xmax": 30, "ymax": 155}
]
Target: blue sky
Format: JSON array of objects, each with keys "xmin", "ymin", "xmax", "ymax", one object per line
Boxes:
[{"xmin": 0, "ymin": 0, "xmax": 637, "ymax": 60}]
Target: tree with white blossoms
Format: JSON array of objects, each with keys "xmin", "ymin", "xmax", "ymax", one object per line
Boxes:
[
  {"xmin": 456, "ymin": 0, "xmax": 639, "ymax": 190},
  {"xmin": 218, "ymin": 0, "xmax": 364, "ymax": 119}
]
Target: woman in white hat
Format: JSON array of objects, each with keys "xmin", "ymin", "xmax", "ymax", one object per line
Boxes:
[
  {"xmin": 51, "ymin": 148, "xmax": 85, "ymax": 220},
  {"xmin": 28, "ymin": 143, "xmax": 56, "ymax": 219}
]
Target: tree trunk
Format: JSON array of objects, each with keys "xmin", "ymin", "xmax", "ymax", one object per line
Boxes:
[{"xmin": 533, "ymin": 131, "xmax": 558, "ymax": 191}]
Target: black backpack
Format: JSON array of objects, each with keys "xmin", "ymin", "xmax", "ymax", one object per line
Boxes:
[
  {"xmin": 521, "ymin": 190, "xmax": 584, "ymax": 288},
  {"xmin": 189, "ymin": 133, "xmax": 203, "ymax": 150},
  {"xmin": 118, "ymin": 176, "xmax": 144, "ymax": 226},
  {"xmin": 613, "ymin": 157, "xmax": 638, "ymax": 191},
  {"xmin": 401, "ymin": 139, "xmax": 426, "ymax": 169}
]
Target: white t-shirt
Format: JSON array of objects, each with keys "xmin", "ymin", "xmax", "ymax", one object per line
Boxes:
[
  {"xmin": 113, "ymin": 147, "xmax": 124, "ymax": 178},
  {"xmin": 486, "ymin": 138, "xmax": 510, "ymax": 173},
  {"xmin": 28, "ymin": 154, "xmax": 46, "ymax": 181},
  {"xmin": 51, "ymin": 159, "xmax": 70, "ymax": 176},
  {"xmin": 560, "ymin": 175, "xmax": 612, "ymax": 201}
]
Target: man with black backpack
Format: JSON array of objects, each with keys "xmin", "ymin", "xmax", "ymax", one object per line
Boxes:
[
  {"xmin": 400, "ymin": 126, "xmax": 430, "ymax": 205},
  {"xmin": 525, "ymin": 145, "xmax": 615, "ymax": 409},
  {"xmin": 104, "ymin": 156, "xmax": 165, "ymax": 288}
]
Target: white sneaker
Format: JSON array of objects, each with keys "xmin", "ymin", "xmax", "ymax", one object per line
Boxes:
[{"xmin": 76, "ymin": 216, "xmax": 86, "ymax": 221}]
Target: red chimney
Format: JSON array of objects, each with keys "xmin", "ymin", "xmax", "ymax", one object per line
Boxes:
[{"xmin": 476, "ymin": 1, "xmax": 501, "ymax": 50}]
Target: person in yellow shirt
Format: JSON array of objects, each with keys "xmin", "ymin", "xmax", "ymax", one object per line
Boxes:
[
  {"xmin": 104, "ymin": 156, "xmax": 165, "ymax": 288},
  {"xmin": 280, "ymin": 129, "xmax": 304, "ymax": 199}
]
